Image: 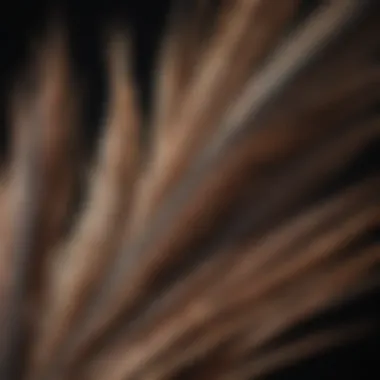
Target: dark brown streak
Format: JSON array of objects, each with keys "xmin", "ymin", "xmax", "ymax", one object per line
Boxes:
[{"xmin": 0, "ymin": 110, "xmax": 43, "ymax": 380}]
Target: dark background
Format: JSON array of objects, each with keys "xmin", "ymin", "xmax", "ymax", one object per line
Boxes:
[
  {"xmin": 0, "ymin": 0, "xmax": 171, "ymax": 152},
  {"xmin": 0, "ymin": 1, "xmax": 378, "ymax": 379}
]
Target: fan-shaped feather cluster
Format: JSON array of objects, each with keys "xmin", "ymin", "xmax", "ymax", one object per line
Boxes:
[{"xmin": 0, "ymin": 1, "xmax": 379, "ymax": 379}]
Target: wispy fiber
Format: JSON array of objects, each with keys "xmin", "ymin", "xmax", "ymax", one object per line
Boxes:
[{"xmin": 0, "ymin": 1, "xmax": 379, "ymax": 380}]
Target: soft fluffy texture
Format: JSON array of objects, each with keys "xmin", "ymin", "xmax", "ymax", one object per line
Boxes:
[{"xmin": 0, "ymin": 1, "xmax": 379, "ymax": 379}]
